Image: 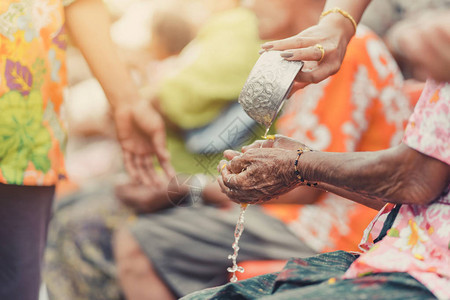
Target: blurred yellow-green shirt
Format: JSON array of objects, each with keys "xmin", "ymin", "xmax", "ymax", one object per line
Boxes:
[{"xmin": 159, "ymin": 7, "xmax": 261, "ymax": 130}]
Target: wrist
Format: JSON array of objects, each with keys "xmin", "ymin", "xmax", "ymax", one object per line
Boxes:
[
  {"xmin": 106, "ymin": 83, "xmax": 143, "ymax": 111},
  {"xmin": 319, "ymin": 11, "xmax": 355, "ymax": 45},
  {"xmin": 293, "ymin": 148, "xmax": 318, "ymax": 187},
  {"xmin": 282, "ymin": 150, "xmax": 304, "ymax": 188}
]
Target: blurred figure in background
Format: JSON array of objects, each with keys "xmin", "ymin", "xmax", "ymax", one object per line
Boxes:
[
  {"xmin": 43, "ymin": 0, "xmax": 262, "ymax": 299},
  {"xmin": 361, "ymin": 0, "xmax": 450, "ymax": 81},
  {"xmin": 0, "ymin": 0, "xmax": 174, "ymax": 299}
]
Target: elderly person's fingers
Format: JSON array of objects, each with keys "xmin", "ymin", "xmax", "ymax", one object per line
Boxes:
[
  {"xmin": 220, "ymin": 158, "xmax": 238, "ymax": 182},
  {"xmin": 222, "ymin": 171, "xmax": 246, "ymax": 191},
  {"xmin": 217, "ymin": 175, "xmax": 260, "ymax": 204},
  {"xmin": 219, "ymin": 147, "xmax": 306, "ymax": 204},
  {"xmin": 217, "ymin": 175, "xmax": 240, "ymax": 204},
  {"xmin": 228, "ymin": 155, "xmax": 250, "ymax": 174},
  {"xmin": 241, "ymin": 139, "xmax": 274, "ymax": 152},
  {"xmin": 243, "ymin": 135, "xmax": 309, "ymax": 152},
  {"xmin": 218, "ymin": 159, "xmax": 229, "ymax": 174},
  {"xmin": 223, "ymin": 150, "xmax": 241, "ymax": 161},
  {"xmin": 219, "ymin": 160, "xmax": 251, "ymax": 199}
]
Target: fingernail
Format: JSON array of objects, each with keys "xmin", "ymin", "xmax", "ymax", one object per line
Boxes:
[
  {"xmin": 261, "ymin": 43, "xmax": 273, "ymax": 49},
  {"xmin": 280, "ymin": 51, "xmax": 293, "ymax": 58},
  {"xmin": 258, "ymin": 49, "xmax": 265, "ymax": 55}
]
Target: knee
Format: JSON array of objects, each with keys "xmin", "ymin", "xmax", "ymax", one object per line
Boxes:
[{"xmin": 113, "ymin": 227, "xmax": 150, "ymax": 277}]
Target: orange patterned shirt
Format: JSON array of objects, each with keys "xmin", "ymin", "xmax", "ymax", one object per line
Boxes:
[
  {"xmin": 0, "ymin": 0, "xmax": 68, "ymax": 186},
  {"xmin": 262, "ymin": 26, "xmax": 414, "ymax": 252}
]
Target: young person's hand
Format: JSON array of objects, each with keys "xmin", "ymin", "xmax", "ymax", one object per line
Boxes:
[
  {"xmin": 260, "ymin": 13, "xmax": 354, "ymax": 90},
  {"xmin": 114, "ymin": 99, "xmax": 175, "ymax": 185},
  {"xmin": 65, "ymin": 0, "xmax": 175, "ymax": 185}
]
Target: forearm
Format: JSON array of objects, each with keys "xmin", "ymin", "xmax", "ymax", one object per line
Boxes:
[
  {"xmin": 316, "ymin": 183, "xmax": 385, "ymax": 210},
  {"xmin": 298, "ymin": 144, "xmax": 450, "ymax": 206},
  {"xmin": 64, "ymin": 0, "xmax": 139, "ymax": 108},
  {"xmin": 271, "ymin": 186, "xmax": 323, "ymax": 204}
]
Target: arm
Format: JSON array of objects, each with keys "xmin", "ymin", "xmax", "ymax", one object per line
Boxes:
[
  {"xmin": 301, "ymin": 143, "xmax": 450, "ymax": 207},
  {"xmin": 219, "ymin": 143, "xmax": 450, "ymax": 209},
  {"xmin": 261, "ymin": 0, "xmax": 372, "ymax": 88},
  {"xmin": 64, "ymin": 0, "xmax": 134, "ymax": 109},
  {"xmin": 64, "ymin": 0, "xmax": 175, "ymax": 183}
]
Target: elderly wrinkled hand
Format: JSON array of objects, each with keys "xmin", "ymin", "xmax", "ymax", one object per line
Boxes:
[
  {"xmin": 242, "ymin": 134, "xmax": 309, "ymax": 152},
  {"xmin": 217, "ymin": 147, "xmax": 300, "ymax": 204}
]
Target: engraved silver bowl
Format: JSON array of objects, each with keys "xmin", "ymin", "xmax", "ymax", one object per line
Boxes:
[{"xmin": 238, "ymin": 51, "xmax": 304, "ymax": 128}]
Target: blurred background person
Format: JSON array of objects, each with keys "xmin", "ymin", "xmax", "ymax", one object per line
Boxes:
[
  {"xmin": 43, "ymin": 0, "xmax": 415, "ymax": 299},
  {"xmin": 0, "ymin": 0, "xmax": 174, "ymax": 299},
  {"xmin": 361, "ymin": 0, "xmax": 450, "ymax": 75},
  {"xmin": 43, "ymin": 0, "xmax": 262, "ymax": 299}
]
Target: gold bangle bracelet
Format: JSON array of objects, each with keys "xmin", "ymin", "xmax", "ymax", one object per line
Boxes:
[{"xmin": 320, "ymin": 7, "xmax": 357, "ymax": 33}]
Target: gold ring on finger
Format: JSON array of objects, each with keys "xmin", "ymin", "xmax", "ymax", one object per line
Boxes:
[{"xmin": 315, "ymin": 44, "xmax": 325, "ymax": 63}]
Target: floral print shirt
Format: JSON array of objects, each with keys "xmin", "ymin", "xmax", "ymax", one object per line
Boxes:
[
  {"xmin": 0, "ymin": 0, "xmax": 69, "ymax": 185},
  {"xmin": 263, "ymin": 26, "xmax": 412, "ymax": 253},
  {"xmin": 344, "ymin": 80, "xmax": 450, "ymax": 300}
]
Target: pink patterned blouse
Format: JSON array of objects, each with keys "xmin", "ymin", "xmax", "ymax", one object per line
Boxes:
[{"xmin": 344, "ymin": 80, "xmax": 450, "ymax": 300}]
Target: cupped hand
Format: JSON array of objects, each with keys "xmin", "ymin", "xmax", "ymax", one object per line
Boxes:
[
  {"xmin": 260, "ymin": 18, "xmax": 354, "ymax": 89},
  {"xmin": 114, "ymin": 99, "xmax": 175, "ymax": 185},
  {"xmin": 116, "ymin": 174, "xmax": 199, "ymax": 213},
  {"xmin": 217, "ymin": 148, "xmax": 299, "ymax": 204},
  {"xmin": 241, "ymin": 134, "xmax": 310, "ymax": 152}
]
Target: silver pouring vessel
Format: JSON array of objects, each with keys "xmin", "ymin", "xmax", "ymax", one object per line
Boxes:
[{"xmin": 238, "ymin": 51, "xmax": 304, "ymax": 128}]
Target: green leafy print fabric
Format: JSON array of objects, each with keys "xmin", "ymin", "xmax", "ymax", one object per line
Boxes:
[{"xmin": 0, "ymin": 90, "xmax": 52, "ymax": 184}]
